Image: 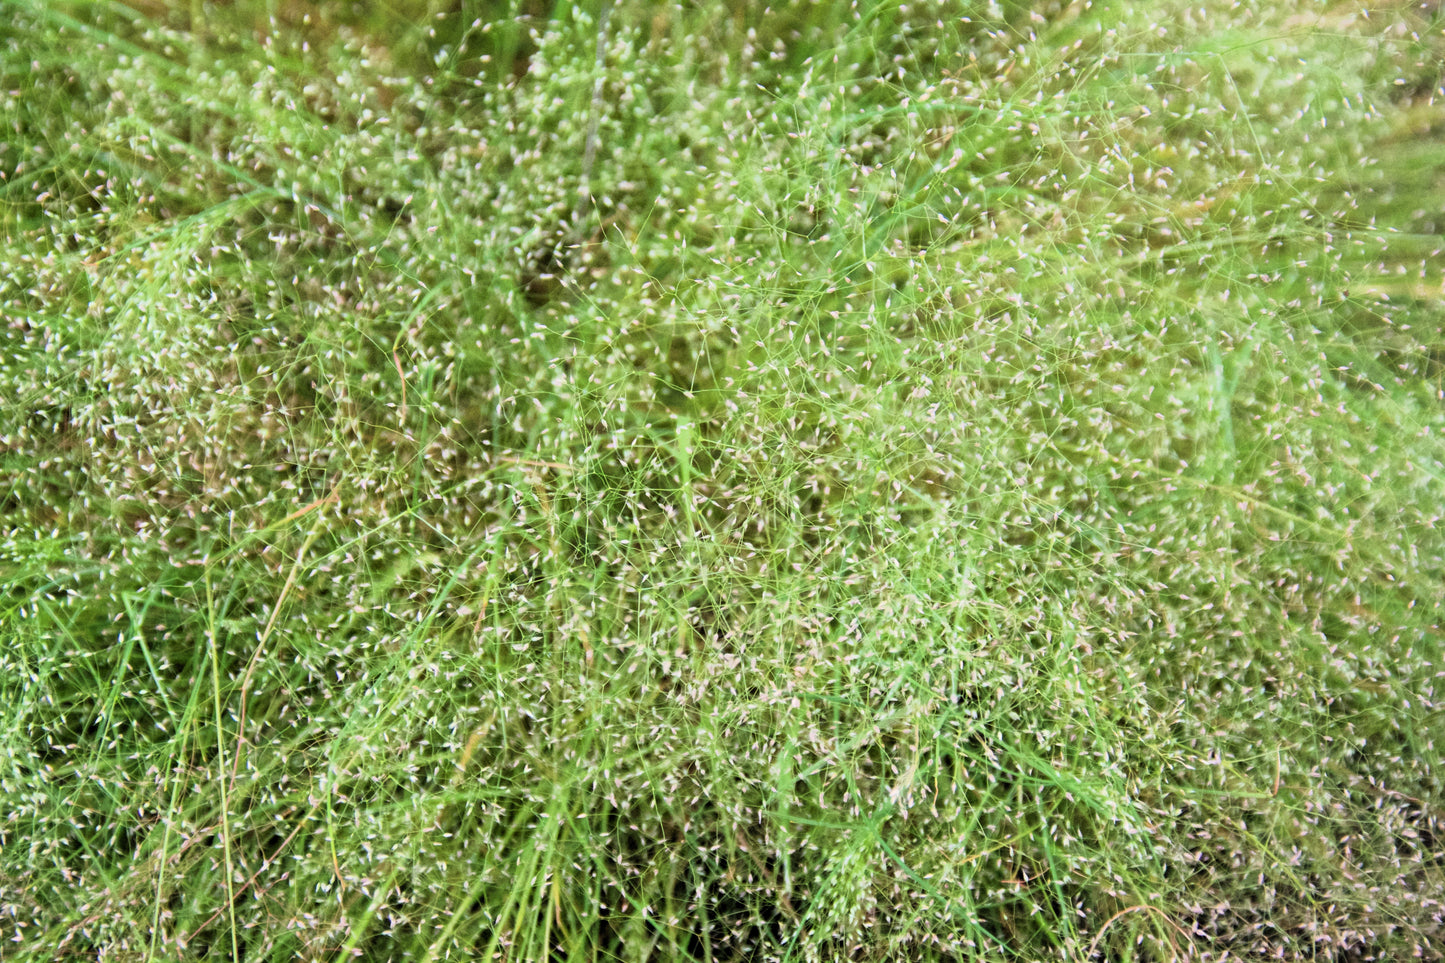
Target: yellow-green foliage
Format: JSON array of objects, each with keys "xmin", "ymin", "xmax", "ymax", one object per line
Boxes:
[{"xmin": 2, "ymin": 1, "xmax": 1442, "ymax": 960}]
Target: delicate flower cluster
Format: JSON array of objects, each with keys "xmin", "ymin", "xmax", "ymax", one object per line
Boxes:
[{"xmin": 2, "ymin": 1, "xmax": 1442, "ymax": 961}]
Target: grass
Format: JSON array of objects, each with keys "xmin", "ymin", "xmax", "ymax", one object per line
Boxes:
[{"xmin": 1, "ymin": 0, "xmax": 1443, "ymax": 960}]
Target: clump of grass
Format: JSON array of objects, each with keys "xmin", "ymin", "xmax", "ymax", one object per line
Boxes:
[{"xmin": 2, "ymin": 1, "xmax": 1443, "ymax": 960}]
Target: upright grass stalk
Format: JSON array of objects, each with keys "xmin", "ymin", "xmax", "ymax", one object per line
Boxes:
[{"xmin": 202, "ymin": 566, "xmax": 241, "ymax": 963}]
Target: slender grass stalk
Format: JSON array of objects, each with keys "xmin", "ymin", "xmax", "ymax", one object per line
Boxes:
[{"xmin": 202, "ymin": 566, "xmax": 241, "ymax": 963}]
